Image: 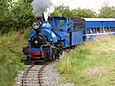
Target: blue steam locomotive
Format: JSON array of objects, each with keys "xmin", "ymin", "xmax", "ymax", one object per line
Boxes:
[{"xmin": 22, "ymin": 16, "xmax": 115, "ymax": 62}]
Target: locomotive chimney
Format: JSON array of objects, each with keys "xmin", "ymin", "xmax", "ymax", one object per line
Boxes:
[{"xmin": 42, "ymin": 13, "xmax": 45, "ymax": 21}]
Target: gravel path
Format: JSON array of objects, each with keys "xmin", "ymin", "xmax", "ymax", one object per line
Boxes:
[
  {"xmin": 42, "ymin": 61, "xmax": 74, "ymax": 86},
  {"xmin": 14, "ymin": 61, "xmax": 74, "ymax": 86}
]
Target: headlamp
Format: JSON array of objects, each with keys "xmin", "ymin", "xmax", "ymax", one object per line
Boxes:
[{"xmin": 32, "ymin": 21, "xmax": 41, "ymax": 30}]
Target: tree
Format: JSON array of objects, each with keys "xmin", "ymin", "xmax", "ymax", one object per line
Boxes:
[
  {"xmin": 62, "ymin": 7, "xmax": 73, "ymax": 18},
  {"xmin": 98, "ymin": 5, "xmax": 115, "ymax": 18},
  {"xmin": 51, "ymin": 5, "xmax": 73, "ymax": 18},
  {"xmin": 0, "ymin": 1, "xmax": 10, "ymax": 20},
  {"xmin": 0, "ymin": 1, "xmax": 13, "ymax": 33},
  {"xmin": 51, "ymin": 9, "xmax": 62, "ymax": 17},
  {"xmin": 11, "ymin": 0, "xmax": 35, "ymax": 30},
  {"xmin": 0, "ymin": 0, "xmax": 35, "ymax": 33},
  {"xmin": 71, "ymin": 8, "xmax": 97, "ymax": 18},
  {"xmin": 52, "ymin": 6, "xmax": 97, "ymax": 18}
]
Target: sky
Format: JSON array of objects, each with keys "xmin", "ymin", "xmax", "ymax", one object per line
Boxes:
[{"xmin": 52, "ymin": 0, "xmax": 115, "ymax": 13}]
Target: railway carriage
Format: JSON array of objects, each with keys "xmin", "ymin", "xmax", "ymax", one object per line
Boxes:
[{"xmin": 84, "ymin": 18, "xmax": 115, "ymax": 41}]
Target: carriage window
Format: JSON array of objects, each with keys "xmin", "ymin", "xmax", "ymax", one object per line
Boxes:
[
  {"xmin": 88, "ymin": 28, "xmax": 94, "ymax": 34},
  {"xmin": 104, "ymin": 27, "xmax": 108, "ymax": 33},
  {"xmin": 87, "ymin": 27, "xmax": 115, "ymax": 34},
  {"xmin": 97, "ymin": 28, "xmax": 102, "ymax": 33},
  {"xmin": 108, "ymin": 27, "xmax": 114, "ymax": 32},
  {"xmin": 59, "ymin": 20, "xmax": 65, "ymax": 27},
  {"xmin": 103, "ymin": 27, "xmax": 115, "ymax": 33},
  {"xmin": 108, "ymin": 28, "xmax": 112, "ymax": 32},
  {"xmin": 88, "ymin": 28, "xmax": 103, "ymax": 34},
  {"xmin": 88, "ymin": 28, "xmax": 93, "ymax": 34},
  {"xmin": 112, "ymin": 27, "xmax": 115, "ymax": 32}
]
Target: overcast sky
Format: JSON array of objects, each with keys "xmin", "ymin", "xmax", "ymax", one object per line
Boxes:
[{"xmin": 52, "ymin": 0, "xmax": 115, "ymax": 12}]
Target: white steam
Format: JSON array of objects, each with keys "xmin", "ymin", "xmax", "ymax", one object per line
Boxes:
[{"xmin": 31, "ymin": 0, "xmax": 54, "ymax": 21}]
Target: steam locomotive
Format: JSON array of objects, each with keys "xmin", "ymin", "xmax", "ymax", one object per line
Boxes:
[
  {"xmin": 22, "ymin": 16, "xmax": 85, "ymax": 62},
  {"xmin": 22, "ymin": 16, "xmax": 115, "ymax": 62}
]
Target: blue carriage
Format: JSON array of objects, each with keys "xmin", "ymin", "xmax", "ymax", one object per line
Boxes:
[{"xmin": 84, "ymin": 18, "xmax": 115, "ymax": 41}]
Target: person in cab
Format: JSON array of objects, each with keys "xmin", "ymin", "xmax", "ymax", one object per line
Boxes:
[{"xmin": 67, "ymin": 23, "xmax": 72, "ymax": 32}]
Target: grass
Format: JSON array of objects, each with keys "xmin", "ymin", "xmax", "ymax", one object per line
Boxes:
[
  {"xmin": 56, "ymin": 36, "xmax": 115, "ymax": 86},
  {"xmin": 0, "ymin": 30, "xmax": 30, "ymax": 86}
]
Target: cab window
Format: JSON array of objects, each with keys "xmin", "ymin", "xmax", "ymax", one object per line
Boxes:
[
  {"xmin": 74, "ymin": 22, "xmax": 83, "ymax": 30},
  {"xmin": 59, "ymin": 20, "xmax": 65, "ymax": 27}
]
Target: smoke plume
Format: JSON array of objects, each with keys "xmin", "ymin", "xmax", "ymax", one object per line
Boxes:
[{"xmin": 31, "ymin": 0, "xmax": 54, "ymax": 21}]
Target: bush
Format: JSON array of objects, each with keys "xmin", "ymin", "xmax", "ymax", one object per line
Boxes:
[{"xmin": 0, "ymin": 30, "xmax": 30, "ymax": 86}]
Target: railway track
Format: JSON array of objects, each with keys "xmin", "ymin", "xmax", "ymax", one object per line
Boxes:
[
  {"xmin": 15, "ymin": 62, "xmax": 52, "ymax": 86},
  {"xmin": 14, "ymin": 60, "xmax": 74, "ymax": 86}
]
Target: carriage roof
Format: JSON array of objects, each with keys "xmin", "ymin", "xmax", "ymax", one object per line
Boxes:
[{"xmin": 83, "ymin": 18, "xmax": 115, "ymax": 22}]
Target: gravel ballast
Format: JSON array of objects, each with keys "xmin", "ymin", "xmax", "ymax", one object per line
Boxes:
[{"xmin": 14, "ymin": 61, "xmax": 74, "ymax": 86}]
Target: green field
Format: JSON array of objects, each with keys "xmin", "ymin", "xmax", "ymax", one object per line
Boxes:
[
  {"xmin": 56, "ymin": 36, "xmax": 115, "ymax": 86},
  {"xmin": 0, "ymin": 31, "xmax": 30, "ymax": 86}
]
